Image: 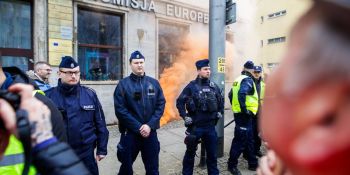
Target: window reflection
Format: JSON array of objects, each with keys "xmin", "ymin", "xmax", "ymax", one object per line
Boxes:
[
  {"xmin": 0, "ymin": 0, "xmax": 31, "ymax": 49},
  {"xmin": 1, "ymin": 56, "xmax": 29, "ymax": 71},
  {"xmin": 78, "ymin": 8, "xmax": 123, "ymax": 81}
]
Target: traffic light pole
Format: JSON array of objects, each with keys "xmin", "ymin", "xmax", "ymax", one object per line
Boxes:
[{"xmin": 209, "ymin": 0, "xmax": 226, "ymax": 158}]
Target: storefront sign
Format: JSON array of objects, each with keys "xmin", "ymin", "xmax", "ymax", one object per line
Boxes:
[
  {"xmin": 90, "ymin": 0, "xmax": 209, "ymax": 24},
  {"xmin": 60, "ymin": 26, "xmax": 73, "ymax": 40},
  {"xmin": 166, "ymin": 4, "xmax": 209, "ymax": 24},
  {"xmin": 97, "ymin": 0, "xmax": 155, "ymax": 12}
]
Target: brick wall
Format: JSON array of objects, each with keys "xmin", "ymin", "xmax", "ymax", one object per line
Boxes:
[{"xmin": 48, "ymin": 0, "xmax": 73, "ymax": 66}]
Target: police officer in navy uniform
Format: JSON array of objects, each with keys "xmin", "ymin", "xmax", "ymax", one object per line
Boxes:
[
  {"xmin": 227, "ymin": 61, "xmax": 258, "ymax": 175},
  {"xmin": 176, "ymin": 59, "xmax": 224, "ymax": 175},
  {"xmin": 46, "ymin": 56, "xmax": 109, "ymax": 175},
  {"xmin": 252, "ymin": 65, "xmax": 264, "ymax": 156},
  {"xmin": 114, "ymin": 51, "xmax": 166, "ymax": 175}
]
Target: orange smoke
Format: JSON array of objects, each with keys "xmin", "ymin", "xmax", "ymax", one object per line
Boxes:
[{"xmin": 160, "ymin": 35, "xmax": 208, "ymax": 126}]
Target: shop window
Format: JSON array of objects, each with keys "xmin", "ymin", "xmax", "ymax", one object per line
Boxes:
[
  {"xmin": 158, "ymin": 22, "xmax": 189, "ymax": 77},
  {"xmin": 78, "ymin": 8, "xmax": 123, "ymax": 81},
  {"xmin": 0, "ymin": 0, "xmax": 33, "ymax": 71}
]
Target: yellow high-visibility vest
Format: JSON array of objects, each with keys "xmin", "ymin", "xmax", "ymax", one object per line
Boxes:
[
  {"xmin": 0, "ymin": 90, "xmax": 44, "ymax": 175},
  {"xmin": 231, "ymin": 75, "xmax": 259, "ymax": 115},
  {"xmin": 0, "ymin": 136, "xmax": 37, "ymax": 175}
]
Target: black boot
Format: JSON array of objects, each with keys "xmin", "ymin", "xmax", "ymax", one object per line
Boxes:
[{"xmin": 228, "ymin": 167, "xmax": 242, "ymax": 175}]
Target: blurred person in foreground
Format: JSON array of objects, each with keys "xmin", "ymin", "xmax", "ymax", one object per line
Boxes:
[
  {"xmin": 258, "ymin": 0, "xmax": 350, "ymax": 175},
  {"xmin": 0, "ymin": 84, "xmax": 90, "ymax": 175}
]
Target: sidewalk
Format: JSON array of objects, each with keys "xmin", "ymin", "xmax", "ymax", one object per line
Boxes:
[{"xmin": 98, "ymin": 110, "xmax": 257, "ymax": 175}]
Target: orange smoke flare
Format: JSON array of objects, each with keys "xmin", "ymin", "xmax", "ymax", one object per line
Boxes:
[{"xmin": 159, "ymin": 35, "xmax": 208, "ymax": 126}]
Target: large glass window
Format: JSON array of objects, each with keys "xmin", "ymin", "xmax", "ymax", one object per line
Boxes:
[
  {"xmin": 0, "ymin": 0, "xmax": 32, "ymax": 71},
  {"xmin": 78, "ymin": 8, "xmax": 123, "ymax": 81},
  {"xmin": 158, "ymin": 22, "xmax": 189, "ymax": 77}
]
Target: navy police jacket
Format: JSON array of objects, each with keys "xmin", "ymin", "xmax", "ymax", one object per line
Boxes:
[
  {"xmin": 46, "ymin": 80, "xmax": 109, "ymax": 158},
  {"xmin": 176, "ymin": 77, "xmax": 224, "ymax": 127},
  {"xmin": 114, "ymin": 73, "xmax": 166, "ymax": 134}
]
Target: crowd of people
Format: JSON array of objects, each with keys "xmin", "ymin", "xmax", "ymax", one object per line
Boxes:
[{"xmin": 1, "ymin": 0, "xmax": 350, "ymax": 174}]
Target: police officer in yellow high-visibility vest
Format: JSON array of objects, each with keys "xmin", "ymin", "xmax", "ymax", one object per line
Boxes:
[{"xmin": 227, "ymin": 61, "xmax": 258, "ymax": 175}]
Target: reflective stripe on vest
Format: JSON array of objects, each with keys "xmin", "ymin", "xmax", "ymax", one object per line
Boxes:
[
  {"xmin": 0, "ymin": 153, "xmax": 24, "ymax": 166},
  {"xmin": 231, "ymin": 75, "xmax": 259, "ymax": 115}
]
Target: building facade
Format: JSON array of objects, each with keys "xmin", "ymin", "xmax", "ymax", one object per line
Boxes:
[
  {"xmin": 255, "ymin": 0, "xmax": 312, "ymax": 72},
  {"xmin": 0, "ymin": 0, "xmax": 210, "ymax": 124}
]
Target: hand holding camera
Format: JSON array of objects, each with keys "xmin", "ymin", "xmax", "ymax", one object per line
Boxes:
[{"xmin": 0, "ymin": 84, "xmax": 53, "ymax": 158}]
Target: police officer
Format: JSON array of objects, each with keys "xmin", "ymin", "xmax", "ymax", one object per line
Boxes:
[
  {"xmin": 227, "ymin": 61, "xmax": 258, "ymax": 175},
  {"xmin": 176, "ymin": 59, "xmax": 224, "ymax": 175},
  {"xmin": 46, "ymin": 56, "xmax": 109, "ymax": 175},
  {"xmin": 114, "ymin": 51, "xmax": 166, "ymax": 175},
  {"xmin": 243, "ymin": 65, "xmax": 265, "ymax": 160},
  {"xmin": 251, "ymin": 66, "xmax": 265, "ymax": 156}
]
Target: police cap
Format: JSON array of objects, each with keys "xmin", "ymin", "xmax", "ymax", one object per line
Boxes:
[
  {"xmin": 244, "ymin": 60, "xmax": 254, "ymax": 69},
  {"xmin": 254, "ymin": 66, "xmax": 262, "ymax": 73},
  {"xmin": 59, "ymin": 56, "xmax": 78, "ymax": 69},
  {"xmin": 129, "ymin": 51, "xmax": 145, "ymax": 62},
  {"xmin": 195, "ymin": 59, "xmax": 210, "ymax": 70}
]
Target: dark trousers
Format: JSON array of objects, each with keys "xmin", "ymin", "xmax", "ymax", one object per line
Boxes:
[
  {"xmin": 81, "ymin": 147, "xmax": 99, "ymax": 175},
  {"xmin": 117, "ymin": 131, "xmax": 160, "ymax": 175},
  {"xmin": 182, "ymin": 126, "xmax": 219, "ymax": 175},
  {"xmin": 228, "ymin": 113, "xmax": 258, "ymax": 169},
  {"xmin": 243, "ymin": 116, "xmax": 261, "ymax": 156}
]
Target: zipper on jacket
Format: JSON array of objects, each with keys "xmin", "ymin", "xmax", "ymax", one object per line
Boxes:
[{"xmin": 139, "ymin": 77, "xmax": 146, "ymax": 121}]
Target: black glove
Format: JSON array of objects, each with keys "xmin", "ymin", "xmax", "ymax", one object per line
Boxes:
[{"xmin": 184, "ymin": 116, "xmax": 193, "ymax": 127}]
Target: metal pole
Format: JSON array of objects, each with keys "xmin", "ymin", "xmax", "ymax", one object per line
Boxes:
[{"xmin": 209, "ymin": 0, "xmax": 226, "ymax": 158}]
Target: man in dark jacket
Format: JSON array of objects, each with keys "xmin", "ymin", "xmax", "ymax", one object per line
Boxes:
[
  {"xmin": 0, "ymin": 83, "xmax": 90, "ymax": 175},
  {"xmin": 28, "ymin": 61, "xmax": 52, "ymax": 91},
  {"xmin": 176, "ymin": 59, "xmax": 224, "ymax": 175},
  {"xmin": 114, "ymin": 50, "xmax": 166, "ymax": 175},
  {"xmin": 227, "ymin": 61, "xmax": 258, "ymax": 175},
  {"xmin": 46, "ymin": 56, "xmax": 109, "ymax": 175}
]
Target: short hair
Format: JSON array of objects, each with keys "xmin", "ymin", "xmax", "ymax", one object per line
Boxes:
[{"xmin": 34, "ymin": 61, "xmax": 51, "ymax": 72}]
